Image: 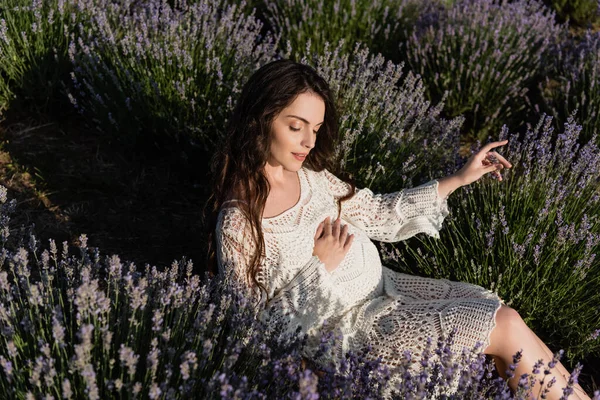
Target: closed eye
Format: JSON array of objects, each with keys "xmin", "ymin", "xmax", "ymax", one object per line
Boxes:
[{"xmin": 290, "ymin": 126, "xmax": 319, "ymax": 134}]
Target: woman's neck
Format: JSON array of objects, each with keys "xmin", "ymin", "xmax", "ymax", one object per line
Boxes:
[{"xmin": 263, "ymin": 163, "xmax": 300, "ymax": 189}]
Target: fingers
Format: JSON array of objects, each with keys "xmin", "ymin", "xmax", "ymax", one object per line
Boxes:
[
  {"xmin": 340, "ymin": 223, "xmax": 349, "ymax": 241},
  {"xmin": 488, "ymin": 151, "xmax": 512, "ymax": 168},
  {"xmin": 332, "ymin": 217, "xmax": 341, "ymax": 238},
  {"xmin": 343, "ymin": 231, "xmax": 355, "ymax": 250},
  {"xmin": 479, "ymin": 140, "xmax": 508, "ymax": 155},
  {"xmin": 315, "ymin": 221, "xmax": 324, "ymax": 240},
  {"xmin": 340, "ymin": 220, "xmax": 348, "ymax": 239},
  {"xmin": 484, "ymin": 163, "xmax": 504, "ymax": 180},
  {"xmin": 338, "ymin": 220, "xmax": 354, "ymax": 249},
  {"xmin": 318, "ymin": 217, "xmax": 353, "ymax": 238},
  {"xmin": 318, "ymin": 216, "xmax": 354, "ymax": 247},
  {"xmin": 336, "ymin": 219, "xmax": 354, "ymax": 250},
  {"xmin": 323, "ymin": 216, "xmax": 332, "ymax": 236}
]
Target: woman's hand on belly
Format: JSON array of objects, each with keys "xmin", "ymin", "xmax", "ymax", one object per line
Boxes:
[{"xmin": 313, "ymin": 216, "xmax": 355, "ymax": 273}]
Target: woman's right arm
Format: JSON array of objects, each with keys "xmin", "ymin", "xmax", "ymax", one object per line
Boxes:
[{"xmin": 216, "ymin": 208, "xmax": 343, "ymax": 338}]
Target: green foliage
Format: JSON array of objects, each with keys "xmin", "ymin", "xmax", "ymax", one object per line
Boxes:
[
  {"xmin": 543, "ymin": 0, "xmax": 599, "ymax": 26},
  {"xmin": 68, "ymin": 0, "xmax": 277, "ymax": 149}
]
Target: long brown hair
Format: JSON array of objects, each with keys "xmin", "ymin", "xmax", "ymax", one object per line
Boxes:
[{"xmin": 205, "ymin": 59, "xmax": 355, "ymax": 302}]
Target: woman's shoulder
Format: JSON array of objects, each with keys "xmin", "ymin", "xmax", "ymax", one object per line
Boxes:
[{"xmin": 305, "ymin": 166, "xmax": 352, "ymax": 196}]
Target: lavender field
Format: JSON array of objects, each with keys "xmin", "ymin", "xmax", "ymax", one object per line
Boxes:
[{"xmin": 1, "ymin": 0, "xmax": 600, "ymax": 398}]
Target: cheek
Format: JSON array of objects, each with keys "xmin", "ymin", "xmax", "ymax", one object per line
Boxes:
[
  {"xmin": 268, "ymin": 134, "xmax": 286, "ymax": 159},
  {"xmin": 272, "ymin": 131, "xmax": 294, "ymax": 152}
]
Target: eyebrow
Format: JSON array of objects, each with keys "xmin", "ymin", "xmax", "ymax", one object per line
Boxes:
[{"xmin": 285, "ymin": 115, "xmax": 324, "ymax": 126}]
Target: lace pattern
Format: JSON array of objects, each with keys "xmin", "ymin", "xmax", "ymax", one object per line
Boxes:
[{"xmin": 216, "ymin": 167, "xmax": 502, "ymax": 397}]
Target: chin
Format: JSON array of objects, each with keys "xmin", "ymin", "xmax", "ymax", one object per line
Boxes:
[{"xmin": 284, "ymin": 164, "xmax": 303, "ymax": 172}]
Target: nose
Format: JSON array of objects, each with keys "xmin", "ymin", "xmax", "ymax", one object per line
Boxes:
[{"xmin": 301, "ymin": 129, "xmax": 316, "ymax": 149}]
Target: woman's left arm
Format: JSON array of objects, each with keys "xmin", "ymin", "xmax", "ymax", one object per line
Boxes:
[
  {"xmin": 322, "ymin": 141, "xmax": 512, "ymax": 242},
  {"xmin": 323, "ymin": 170, "xmax": 447, "ymax": 241}
]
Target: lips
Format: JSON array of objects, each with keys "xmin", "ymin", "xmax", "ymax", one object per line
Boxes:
[{"xmin": 292, "ymin": 152, "xmax": 307, "ymax": 161}]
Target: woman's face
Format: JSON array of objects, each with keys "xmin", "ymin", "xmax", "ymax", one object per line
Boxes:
[{"xmin": 267, "ymin": 91, "xmax": 325, "ymax": 172}]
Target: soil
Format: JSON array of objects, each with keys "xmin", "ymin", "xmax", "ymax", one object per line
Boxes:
[{"xmin": 0, "ymin": 112, "xmax": 212, "ymax": 276}]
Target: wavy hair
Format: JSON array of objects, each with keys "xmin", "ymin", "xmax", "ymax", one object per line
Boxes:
[{"xmin": 205, "ymin": 59, "xmax": 355, "ymax": 305}]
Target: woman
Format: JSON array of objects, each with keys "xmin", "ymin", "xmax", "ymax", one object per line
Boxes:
[{"xmin": 206, "ymin": 59, "xmax": 590, "ymax": 399}]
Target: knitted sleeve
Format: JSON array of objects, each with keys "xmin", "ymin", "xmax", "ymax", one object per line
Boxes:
[
  {"xmin": 321, "ymin": 169, "xmax": 450, "ymax": 242},
  {"xmin": 216, "ymin": 207, "xmax": 337, "ymax": 338}
]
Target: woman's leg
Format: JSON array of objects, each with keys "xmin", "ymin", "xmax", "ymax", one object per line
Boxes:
[
  {"xmin": 484, "ymin": 305, "xmax": 590, "ymax": 400},
  {"xmin": 529, "ymin": 327, "xmax": 589, "ymax": 398}
]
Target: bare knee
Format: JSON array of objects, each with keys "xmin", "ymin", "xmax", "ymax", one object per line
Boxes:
[{"xmin": 484, "ymin": 305, "xmax": 525, "ymax": 356}]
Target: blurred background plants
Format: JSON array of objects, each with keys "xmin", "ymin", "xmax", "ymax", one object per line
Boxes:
[
  {"xmin": 542, "ymin": 0, "xmax": 600, "ymax": 26},
  {"xmin": 0, "ymin": 0, "xmax": 78, "ymax": 115},
  {"xmin": 261, "ymin": 0, "xmax": 427, "ymax": 63}
]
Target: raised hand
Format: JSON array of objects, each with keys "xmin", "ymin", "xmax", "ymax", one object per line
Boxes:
[
  {"xmin": 312, "ymin": 216, "xmax": 354, "ymax": 273},
  {"xmin": 457, "ymin": 140, "xmax": 513, "ymax": 186},
  {"xmin": 437, "ymin": 140, "xmax": 513, "ymax": 199}
]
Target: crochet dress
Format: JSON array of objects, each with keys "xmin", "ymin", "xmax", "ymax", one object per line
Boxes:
[{"xmin": 216, "ymin": 167, "xmax": 504, "ymax": 393}]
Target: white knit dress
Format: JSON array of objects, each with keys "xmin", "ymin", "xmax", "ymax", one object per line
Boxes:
[{"xmin": 216, "ymin": 167, "xmax": 504, "ymax": 393}]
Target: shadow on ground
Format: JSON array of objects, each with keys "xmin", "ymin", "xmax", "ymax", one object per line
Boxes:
[{"xmin": 0, "ymin": 112, "xmax": 212, "ymax": 274}]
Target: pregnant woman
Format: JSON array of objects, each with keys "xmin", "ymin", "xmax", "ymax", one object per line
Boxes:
[{"xmin": 206, "ymin": 59, "xmax": 589, "ymax": 399}]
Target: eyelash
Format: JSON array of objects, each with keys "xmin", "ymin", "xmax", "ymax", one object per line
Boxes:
[{"xmin": 290, "ymin": 127, "xmax": 319, "ymax": 135}]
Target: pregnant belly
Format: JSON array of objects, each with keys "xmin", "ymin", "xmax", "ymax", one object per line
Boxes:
[{"xmin": 330, "ymin": 240, "xmax": 383, "ymax": 307}]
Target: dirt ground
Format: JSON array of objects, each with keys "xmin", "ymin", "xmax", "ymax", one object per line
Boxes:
[{"xmin": 0, "ymin": 112, "xmax": 212, "ymax": 275}]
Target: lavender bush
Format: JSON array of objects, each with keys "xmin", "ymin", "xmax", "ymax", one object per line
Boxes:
[
  {"xmin": 262, "ymin": 0, "xmax": 426, "ymax": 61},
  {"xmin": 68, "ymin": 0, "xmax": 277, "ymax": 149},
  {"xmin": 386, "ymin": 333, "xmax": 590, "ymax": 399},
  {"xmin": 404, "ymin": 0, "xmax": 561, "ymax": 141},
  {"xmin": 0, "ymin": 0, "xmax": 76, "ymax": 114},
  {"xmin": 541, "ymin": 30, "xmax": 600, "ymax": 146},
  {"xmin": 382, "ymin": 115, "xmax": 600, "ymax": 364},
  {"xmin": 289, "ymin": 41, "xmax": 463, "ymax": 192},
  {"xmin": 1, "ymin": 184, "xmax": 595, "ymax": 398},
  {"xmin": 0, "ymin": 184, "xmax": 391, "ymax": 399}
]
